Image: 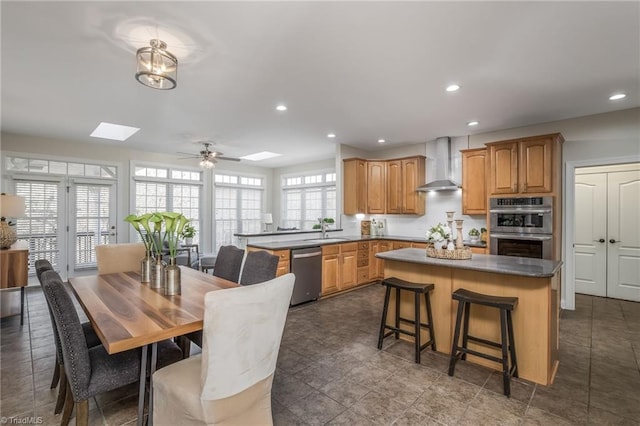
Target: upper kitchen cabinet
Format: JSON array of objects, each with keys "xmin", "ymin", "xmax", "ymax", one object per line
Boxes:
[
  {"xmin": 461, "ymin": 148, "xmax": 488, "ymax": 214},
  {"xmin": 487, "ymin": 133, "xmax": 564, "ymax": 195},
  {"xmin": 367, "ymin": 161, "xmax": 386, "ymax": 214},
  {"xmin": 343, "ymin": 156, "xmax": 425, "ymax": 215},
  {"xmin": 386, "ymin": 156, "xmax": 426, "ymax": 215},
  {"xmin": 343, "ymin": 158, "xmax": 367, "ymax": 215}
]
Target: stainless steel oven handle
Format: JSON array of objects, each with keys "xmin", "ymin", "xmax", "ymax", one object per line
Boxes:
[
  {"xmin": 490, "ymin": 233, "xmax": 552, "ymax": 241},
  {"xmin": 489, "ymin": 208, "xmax": 552, "ymax": 214}
]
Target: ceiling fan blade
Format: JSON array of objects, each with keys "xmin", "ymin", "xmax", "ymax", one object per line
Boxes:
[
  {"xmin": 177, "ymin": 155, "xmax": 199, "ymax": 160},
  {"xmin": 218, "ymin": 156, "xmax": 241, "ymax": 162}
]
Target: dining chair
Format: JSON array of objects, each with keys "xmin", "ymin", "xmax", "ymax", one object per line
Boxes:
[
  {"xmin": 212, "ymin": 245, "xmax": 245, "ymax": 282},
  {"xmin": 41, "ymin": 270, "xmax": 184, "ymax": 426},
  {"xmin": 35, "ymin": 259, "xmax": 102, "ymax": 414},
  {"xmin": 182, "ymin": 246, "xmax": 246, "ymax": 352},
  {"xmin": 95, "ymin": 242, "xmax": 146, "ymax": 274},
  {"xmin": 153, "ymin": 273, "xmax": 295, "ymax": 426},
  {"xmin": 239, "ymin": 250, "xmax": 279, "ymax": 285}
]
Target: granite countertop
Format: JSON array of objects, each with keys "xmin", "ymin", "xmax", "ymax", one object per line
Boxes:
[
  {"xmin": 234, "ymin": 229, "xmax": 344, "ymax": 237},
  {"xmin": 376, "ymin": 248, "xmax": 561, "ymax": 278},
  {"xmin": 246, "ymin": 234, "xmax": 487, "ymax": 250}
]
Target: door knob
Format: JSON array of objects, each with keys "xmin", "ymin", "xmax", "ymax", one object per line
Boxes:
[
  {"xmin": 609, "ymin": 239, "xmax": 617, "ymax": 243},
  {"xmin": 593, "ymin": 239, "xmax": 605, "ymax": 243}
]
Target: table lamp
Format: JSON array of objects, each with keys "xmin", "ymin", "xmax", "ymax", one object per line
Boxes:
[
  {"xmin": 262, "ymin": 213, "xmax": 273, "ymax": 232},
  {"xmin": 0, "ymin": 194, "xmax": 26, "ymax": 249}
]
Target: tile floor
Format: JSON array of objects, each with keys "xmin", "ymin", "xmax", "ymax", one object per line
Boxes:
[{"xmin": 1, "ymin": 285, "xmax": 639, "ymax": 425}]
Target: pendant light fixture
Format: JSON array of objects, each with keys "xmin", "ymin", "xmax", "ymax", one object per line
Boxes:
[{"xmin": 135, "ymin": 39, "xmax": 178, "ymax": 90}]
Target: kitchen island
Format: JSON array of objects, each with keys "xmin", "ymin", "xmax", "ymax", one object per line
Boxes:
[{"xmin": 377, "ymin": 248, "xmax": 562, "ymax": 386}]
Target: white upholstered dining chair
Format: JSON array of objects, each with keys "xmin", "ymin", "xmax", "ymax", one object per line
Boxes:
[
  {"xmin": 95, "ymin": 242, "xmax": 146, "ymax": 274},
  {"xmin": 152, "ymin": 273, "xmax": 295, "ymax": 425}
]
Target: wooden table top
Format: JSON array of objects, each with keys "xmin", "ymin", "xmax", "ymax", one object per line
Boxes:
[{"xmin": 69, "ymin": 266, "xmax": 239, "ymax": 354}]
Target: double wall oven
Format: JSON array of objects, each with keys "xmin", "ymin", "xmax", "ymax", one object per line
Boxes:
[{"xmin": 489, "ymin": 196, "xmax": 554, "ymax": 260}]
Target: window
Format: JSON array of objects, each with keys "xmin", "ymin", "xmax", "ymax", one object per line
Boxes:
[
  {"xmin": 214, "ymin": 173, "xmax": 264, "ymax": 252},
  {"xmin": 132, "ymin": 164, "xmax": 202, "ymax": 244},
  {"xmin": 282, "ymin": 170, "xmax": 336, "ymax": 230}
]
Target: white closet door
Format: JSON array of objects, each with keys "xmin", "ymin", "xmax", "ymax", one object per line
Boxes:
[
  {"xmin": 607, "ymin": 170, "xmax": 640, "ymax": 301},
  {"xmin": 574, "ymin": 173, "xmax": 607, "ymax": 296}
]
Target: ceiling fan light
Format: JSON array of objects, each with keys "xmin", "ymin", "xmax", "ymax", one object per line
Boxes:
[
  {"xmin": 135, "ymin": 39, "xmax": 177, "ymax": 90},
  {"xmin": 199, "ymin": 157, "xmax": 215, "ymax": 169}
]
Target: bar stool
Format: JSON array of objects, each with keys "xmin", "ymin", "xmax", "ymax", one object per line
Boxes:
[
  {"xmin": 377, "ymin": 277, "xmax": 436, "ymax": 363},
  {"xmin": 448, "ymin": 288, "xmax": 518, "ymax": 397}
]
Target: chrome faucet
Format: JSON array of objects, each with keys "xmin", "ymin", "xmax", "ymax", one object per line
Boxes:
[{"xmin": 318, "ymin": 218, "xmax": 328, "ymax": 239}]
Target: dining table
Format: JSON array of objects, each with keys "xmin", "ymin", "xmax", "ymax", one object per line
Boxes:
[{"xmin": 69, "ymin": 266, "xmax": 239, "ymax": 426}]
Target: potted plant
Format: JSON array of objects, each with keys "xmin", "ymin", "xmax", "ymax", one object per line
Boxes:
[
  {"xmin": 180, "ymin": 223, "xmax": 196, "ymax": 245},
  {"xmin": 426, "ymin": 223, "xmax": 451, "ymax": 250},
  {"xmin": 469, "ymin": 228, "xmax": 480, "ymax": 242},
  {"xmin": 312, "ymin": 217, "xmax": 335, "ymax": 229}
]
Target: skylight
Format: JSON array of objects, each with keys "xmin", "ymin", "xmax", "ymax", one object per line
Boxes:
[
  {"xmin": 240, "ymin": 151, "xmax": 282, "ymax": 161},
  {"xmin": 90, "ymin": 122, "xmax": 140, "ymax": 141}
]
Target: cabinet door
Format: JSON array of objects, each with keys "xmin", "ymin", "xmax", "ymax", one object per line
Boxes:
[
  {"xmin": 340, "ymin": 249, "xmax": 358, "ymax": 289},
  {"xmin": 367, "ymin": 161, "xmax": 386, "ymax": 214},
  {"xmin": 470, "ymin": 247, "xmax": 486, "ymax": 255},
  {"xmin": 462, "ymin": 149, "xmax": 487, "ymax": 214},
  {"xmin": 402, "ymin": 157, "xmax": 425, "ymax": 214},
  {"xmin": 343, "ymin": 159, "xmax": 367, "ymax": 214},
  {"xmin": 489, "ymin": 142, "xmax": 518, "ymax": 195},
  {"xmin": 369, "ymin": 241, "xmax": 379, "ymax": 279},
  {"xmin": 386, "ymin": 160, "xmax": 402, "ymax": 213},
  {"xmin": 377, "ymin": 241, "xmax": 390, "ymax": 278},
  {"xmin": 321, "ymin": 254, "xmax": 340, "ymax": 295},
  {"xmin": 392, "ymin": 241, "xmax": 411, "ymax": 250},
  {"xmin": 519, "ymin": 137, "xmax": 552, "ymax": 193}
]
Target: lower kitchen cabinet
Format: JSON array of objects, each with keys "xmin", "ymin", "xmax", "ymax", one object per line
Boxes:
[
  {"xmin": 470, "ymin": 246, "xmax": 487, "ymax": 254},
  {"xmin": 321, "ymin": 245, "xmax": 340, "ymax": 295},
  {"xmin": 370, "ymin": 240, "xmax": 390, "ymax": 280},
  {"xmin": 339, "ymin": 243, "xmax": 358, "ymax": 290}
]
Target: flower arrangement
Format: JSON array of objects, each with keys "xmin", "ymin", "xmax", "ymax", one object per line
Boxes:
[
  {"xmin": 426, "ymin": 223, "xmax": 451, "ymax": 243},
  {"xmin": 124, "ymin": 212, "xmax": 189, "ymax": 259}
]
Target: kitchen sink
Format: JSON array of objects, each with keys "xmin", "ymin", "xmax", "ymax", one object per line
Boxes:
[{"xmin": 303, "ymin": 238, "xmax": 350, "ymax": 243}]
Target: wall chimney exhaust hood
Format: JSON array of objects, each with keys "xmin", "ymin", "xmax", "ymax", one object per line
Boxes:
[{"xmin": 417, "ymin": 137, "xmax": 460, "ymax": 191}]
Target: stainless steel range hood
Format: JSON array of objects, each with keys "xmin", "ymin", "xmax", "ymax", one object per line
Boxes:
[{"xmin": 417, "ymin": 137, "xmax": 460, "ymax": 191}]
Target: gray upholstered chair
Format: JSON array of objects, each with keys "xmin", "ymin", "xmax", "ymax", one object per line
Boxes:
[
  {"xmin": 95, "ymin": 242, "xmax": 146, "ymax": 274},
  {"xmin": 153, "ymin": 273, "xmax": 295, "ymax": 426},
  {"xmin": 35, "ymin": 259, "xmax": 101, "ymax": 414},
  {"xmin": 240, "ymin": 251, "xmax": 279, "ymax": 285},
  {"xmin": 212, "ymin": 245, "xmax": 245, "ymax": 282},
  {"xmin": 41, "ymin": 270, "xmax": 183, "ymax": 426}
]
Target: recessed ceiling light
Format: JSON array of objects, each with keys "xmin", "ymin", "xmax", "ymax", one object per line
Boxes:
[
  {"xmin": 240, "ymin": 151, "xmax": 282, "ymax": 161},
  {"xmin": 89, "ymin": 122, "xmax": 140, "ymax": 141},
  {"xmin": 276, "ymin": 104, "xmax": 287, "ymax": 111},
  {"xmin": 446, "ymin": 84, "xmax": 461, "ymax": 92},
  {"xmin": 378, "ymin": 139, "xmax": 386, "ymax": 143},
  {"xmin": 609, "ymin": 93, "xmax": 626, "ymax": 100},
  {"xmin": 327, "ymin": 133, "xmax": 336, "ymax": 138},
  {"xmin": 467, "ymin": 121, "xmax": 479, "ymax": 126}
]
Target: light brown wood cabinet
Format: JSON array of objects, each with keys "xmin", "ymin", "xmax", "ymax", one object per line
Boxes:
[
  {"xmin": 356, "ymin": 242, "xmax": 370, "ymax": 285},
  {"xmin": 343, "ymin": 158, "xmax": 367, "ymax": 215},
  {"xmin": 470, "ymin": 246, "xmax": 487, "ymax": 254},
  {"xmin": 321, "ymin": 245, "xmax": 340, "ymax": 295},
  {"xmin": 386, "ymin": 157, "xmax": 426, "ymax": 214},
  {"xmin": 487, "ymin": 134, "xmax": 563, "ymax": 195},
  {"xmin": 461, "ymin": 148, "xmax": 488, "ymax": 214},
  {"xmin": 367, "ymin": 161, "xmax": 386, "ymax": 214},
  {"xmin": 321, "ymin": 242, "xmax": 359, "ymax": 295},
  {"xmin": 343, "ymin": 156, "xmax": 425, "ymax": 215},
  {"xmin": 369, "ymin": 240, "xmax": 390, "ymax": 280}
]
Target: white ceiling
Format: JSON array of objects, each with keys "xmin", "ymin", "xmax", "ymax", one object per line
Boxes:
[{"xmin": 2, "ymin": 1, "xmax": 638, "ymax": 168}]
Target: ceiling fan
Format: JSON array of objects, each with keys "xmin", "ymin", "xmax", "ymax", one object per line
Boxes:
[{"xmin": 177, "ymin": 142, "xmax": 241, "ymax": 169}]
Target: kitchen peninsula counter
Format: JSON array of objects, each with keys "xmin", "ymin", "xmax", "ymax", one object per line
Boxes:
[{"xmin": 377, "ymin": 248, "xmax": 561, "ymax": 386}]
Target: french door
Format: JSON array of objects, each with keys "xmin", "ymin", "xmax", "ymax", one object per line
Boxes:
[
  {"xmin": 69, "ymin": 179, "xmax": 117, "ymax": 272},
  {"xmin": 12, "ymin": 176, "xmax": 117, "ymax": 278}
]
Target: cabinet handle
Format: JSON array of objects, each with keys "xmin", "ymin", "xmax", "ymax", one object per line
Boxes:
[
  {"xmin": 609, "ymin": 239, "xmax": 619, "ymax": 244},
  {"xmin": 593, "ymin": 239, "xmax": 605, "ymax": 243}
]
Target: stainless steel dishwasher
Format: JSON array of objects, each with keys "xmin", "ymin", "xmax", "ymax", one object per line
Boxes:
[{"xmin": 290, "ymin": 247, "xmax": 322, "ymax": 305}]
